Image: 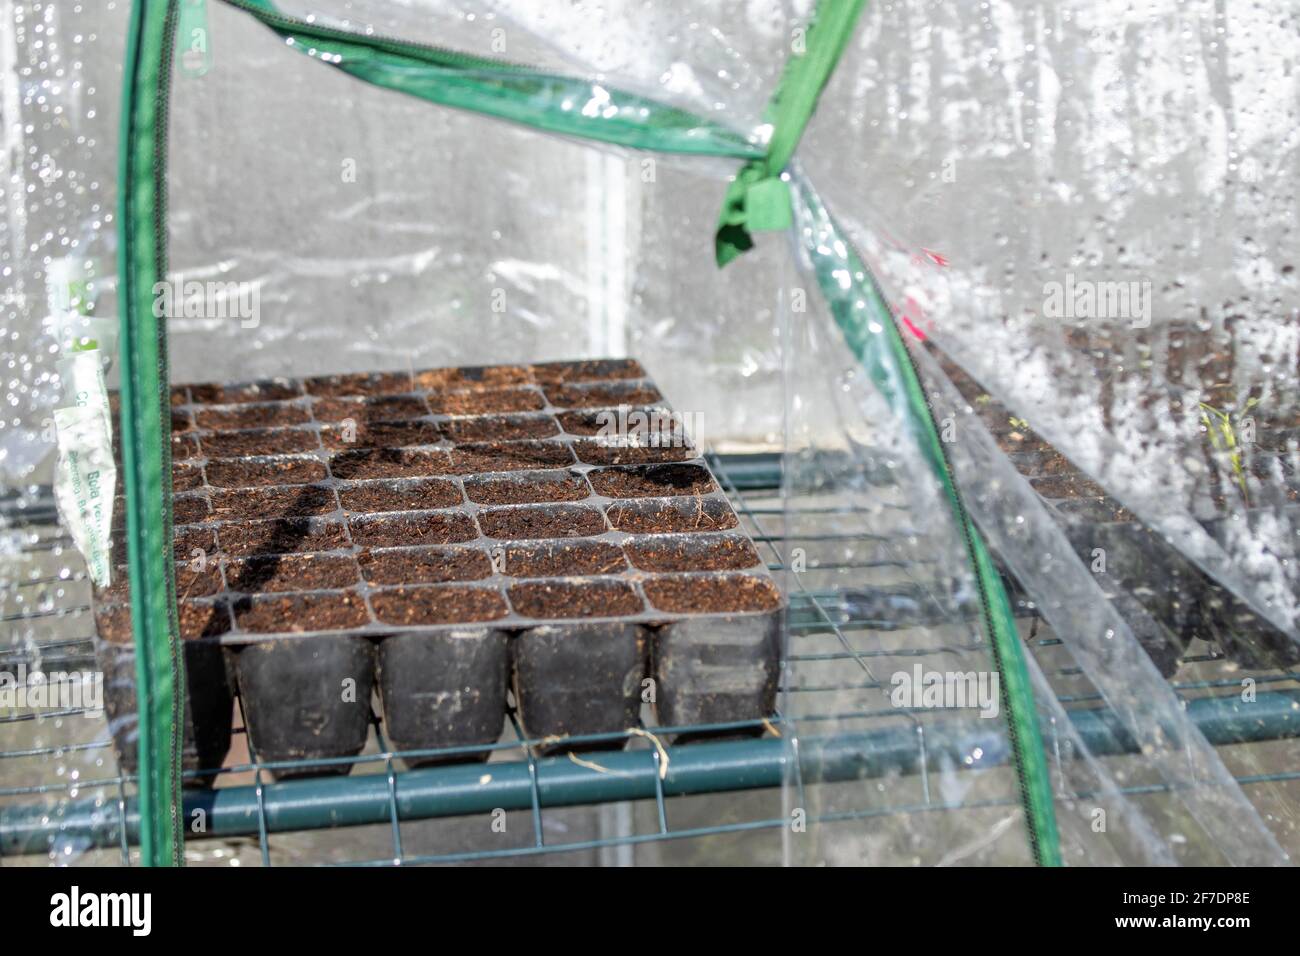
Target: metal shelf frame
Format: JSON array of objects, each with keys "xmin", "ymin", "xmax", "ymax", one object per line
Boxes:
[{"xmin": 2, "ymin": 452, "xmax": 1298, "ymax": 865}]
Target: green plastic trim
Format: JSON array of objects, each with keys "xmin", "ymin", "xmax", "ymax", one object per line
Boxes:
[
  {"xmin": 716, "ymin": 0, "xmax": 866, "ymax": 266},
  {"xmin": 218, "ymin": 0, "xmax": 763, "ymax": 160},
  {"xmin": 118, "ymin": 0, "xmax": 184, "ymax": 867},
  {"xmin": 792, "ymin": 179, "xmax": 1061, "ymax": 865}
]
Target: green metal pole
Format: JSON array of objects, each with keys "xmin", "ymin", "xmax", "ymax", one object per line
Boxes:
[{"xmin": 5, "ymin": 691, "xmax": 1293, "ymax": 855}]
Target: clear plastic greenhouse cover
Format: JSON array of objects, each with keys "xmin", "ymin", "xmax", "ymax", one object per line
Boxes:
[{"xmin": 0, "ymin": 0, "xmax": 1295, "ymax": 867}]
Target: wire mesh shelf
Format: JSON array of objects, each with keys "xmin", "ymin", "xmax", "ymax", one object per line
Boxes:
[{"xmin": 2, "ymin": 452, "xmax": 1297, "ymax": 866}]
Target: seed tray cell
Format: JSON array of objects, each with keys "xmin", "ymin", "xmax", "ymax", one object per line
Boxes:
[{"xmin": 95, "ymin": 360, "xmax": 785, "ymax": 775}]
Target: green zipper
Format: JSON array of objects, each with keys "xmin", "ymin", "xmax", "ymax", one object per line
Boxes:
[
  {"xmin": 716, "ymin": 0, "xmax": 866, "ymax": 266},
  {"xmin": 218, "ymin": 0, "xmax": 763, "ymax": 160},
  {"xmin": 118, "ymin": 0, "xmax": 183, "ymax": 867},
  {"xmin": 792, "ymin": 179, "xmax": 1062, "ymax": 865}
]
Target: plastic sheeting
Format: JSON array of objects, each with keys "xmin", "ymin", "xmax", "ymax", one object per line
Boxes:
[{"xmin": 1, "ymin": 0, "xmax": 1296, "ymax": 865}]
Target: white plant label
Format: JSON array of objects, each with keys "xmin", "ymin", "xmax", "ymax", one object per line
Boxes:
[
  {"xmin": 53, "ymin": 347, "xmax": 116, "ymax": 588},
  {"xmin": 54, "ymin": 405, "xmax": 116, "ymax": 588}
]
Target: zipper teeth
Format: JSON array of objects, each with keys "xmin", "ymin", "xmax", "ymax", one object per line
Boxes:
[
  {"xmin": 218, "ymin": 0, "xmax": 714, "ymax": 129},
  {"xmin": 904, "ymin": 342, "xmax": 1046, "ymax": 865},
  {"xmin": 853, "ymin": 252, "xmax": 1050, "ymax": 866},
  {"xmin": 120, "ymin": 0, "xmax": 146, "ymax": 865},
  {"xmin": 935, "ymin": 426, "xmax": 1044, "ymax": 863},
  {"xmin": 155, "ymin": 0, "xmax": 184, "ymax": 863}
]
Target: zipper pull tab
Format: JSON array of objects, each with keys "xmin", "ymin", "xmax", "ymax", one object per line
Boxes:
[{"xmin": 178, "ymin": 0, "xmax": 212, "ymax": 78}]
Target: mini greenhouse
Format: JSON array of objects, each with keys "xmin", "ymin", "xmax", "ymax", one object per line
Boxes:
[{"xmin": 0, "ymin": 0, "xmax": 1296, "ymax": 868}]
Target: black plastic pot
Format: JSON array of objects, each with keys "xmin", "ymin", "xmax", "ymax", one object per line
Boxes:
[
  {"xmin": 512, "ymin": 622, "xmax": 647, "ymax": 754},
  {"xmin": 1058, "ymin": 520, "xmax": 1202, "ymax": 677},
  {"xmin": 95, "ymin": 638, "xmax": 233, "ymax": 780},
  {"xmin": 651, "ymin": 610, "xmax": 783, "ymax": 742},
  {"xmin": 230, "ymin": 635, "xmax": 375, "ymax": 779},
  {"xmin": 376, "ymin": 628, "xmax": 509, "ymax": 768}
]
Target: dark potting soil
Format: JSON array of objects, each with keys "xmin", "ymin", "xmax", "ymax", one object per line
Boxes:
[
  {"xmin": 188, "ymin": 379, "xmax": 302, "ymax": 405},
  {"xmin": 556, "ymin": 408, "xmax": 624, "ymax": 436},
  {"xmin": 311, "ymin": 395, "xmax": 430, "ymax": 423},
  {"xmin": 125, "ymin": 362, "xmax": 781, "ymax": 651},
  {"xmin": 100, "ymin": 562, "xmax": 222, "ymax": 605},
  {"xmin": 206, "ymin": 456, "xmax": 329, "ymax": 488},
  {"xmin": 587, "ymin": 464, "xmax": 715, "ymax": 499},
  {"xmin": 349, "ymin": 511, "xmax": 479, "ymax": 548},
  {"xmin": 95, "ymin": 599, "xmax": 231, "ymax": 643},
  {"xmin": 1050, "ymin": 497, "xmax": 1137, "ymax": 523},
  {"xmin": 358, "ymin": 546, "xmax": 493, "ymax": 586},
  {"xmin": 370, "ymin": 585, "xmax": 508, "ymax": 625},
  {"xmin": 177, "ymin": 524, "xmax": 217, "ymax": 556},
  {"xmin": 194, "ymin": 401, "xmax": 311, "ymax": 431},
  {"xmin": 449, "ymin": 441, "xmax": 575, "ymax": 474},
  {"xmin": 320, "ymin": 420, "xmax": 442, "ymax": 450},
  {"xmin": 503, "ymin": 540, "xmax": 626, "ymax": 578},
  {"xmin": 93, "ymin": 604, "xmax": 131, "ymax": 643},
  {"xmin": 508, "ymin": 579, "xmax": 643, "ymax": 619},
  {"xmin": 232, "ymin": 591, "xmax": 370, "ymax": 633},
  {"xmin": 414, "ymin": 364, "xmax": 532, "ymax": 391},
  {"xmin": 998, "ymin": 449, "xmax": 1045, "ymax": 476},
  {"xmin": 440, "ymin": 413, "xmax": 559, "ymax": 443},
  {"xmin": 542, "ymin": 381, "xmax": 663, "ymax": 409},
  {"xmin": 303, "ymin": 370, "xmax": 415, "ymax": 398},
  {"xmin": 218, "ymin": 518, "xmax": 349, "ymax": 557},
  {"xmin": 225, "ymin": 553, "xmax": 361, "ymax": 593},
  {"xmin": 530, "ymin": 358, "xmax": 646, "ymax": 384},
  {"xmin": 132, "ymin": 525, "xmax": 214, "ymax": 564},
  {"xmin": 1030, "ymin": 474, "xmax": 1109, "ymax": 499},
  {"xmin": 172, "ymin": 494, "xmax": 211, "ymax": 525},
  {"xmin": 171, "ymin": 433, "xmax": 200, "ymax": 460},
  {"xmin": 330, "ymin": 448, "xmax": 453, "ymax": 480},
  {"xmin": 1004, "ymin": 449, "xmax": 1077, "ymax": 477},
  {"xmin": 338, "ymin": 477, "xmax": 463, "ymax": 513},
  {"xmin": 173, "ymin": 463, "xmax": 204, "ymax": 491},
  {"xmin": 993, "ymin": 428, "xmax": 1050, "ymax": 455},
  {"xmin": 573, "ymin": 439, "xmax": 696, "ymax": 466},
  {"xmin": 199, "ymin": 427, "xmax": 320, "ymax": 458},
  {"xmin": 180, "ymin": 601, "xmax": 232, "ymax": 639},
  {"xmin": 625, "ymin": 534, "xmax": 760, "ymax": 573},
  {"xmin": 463, "ymin": 470, "xmax": 590, "ymax": 505},
  {"xmin": 176, "ymin": 563, "xmax": 225, "ymax": 600},
  {"xmin": 555, "ymin": 406, "xmax": 681, "ymax": 438},
  {"xmin": 643, "ymin": 574, "xmax": 782, "ymax": 614},
  {"xmin": 477, "ymin": 504, "xmax": 607, "ymax": 539},
  {"xmin": 207, "ymin": 484, "xmax": 338, "ymax": 521},
  {"xmin": 606, "ymin": 497, "xmax": 738, "ymax": 534},
  {"xmin": 425, "ymin": 387, "xmax": 546, "ymax": 415}
]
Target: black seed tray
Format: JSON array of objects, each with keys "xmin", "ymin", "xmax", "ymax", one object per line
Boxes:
[
  {"xmin": 934, "ymin": 346, "xmax": 1300, "ymax": 676},
  {"xmin": 95, "ymin": 359, "xmax": 784, "ymax": 777}
]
